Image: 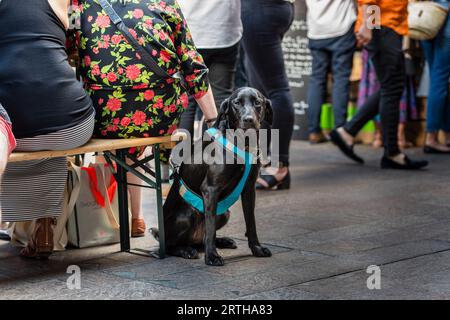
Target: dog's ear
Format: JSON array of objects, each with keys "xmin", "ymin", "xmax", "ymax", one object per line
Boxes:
[
  {"xmin": 264, "ymin": 98, "xmax": 273, "ymax": 126},
  {"xmin": 217, "ymin": 98, "xmax": 231, "ymax": 129}
]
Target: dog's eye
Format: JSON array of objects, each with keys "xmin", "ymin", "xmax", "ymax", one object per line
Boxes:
[{"xmin": 233, "ymin": 99, "xmax": 241, "ymax": 106}]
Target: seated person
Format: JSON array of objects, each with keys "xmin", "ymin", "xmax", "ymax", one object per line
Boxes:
[
  {"xmin": 0, "ymin": 0, "xmax": 95, "ymax": 258},
  {"xmin": 70, "ymin": 0, "xmax": 218, "ymax": 237}
]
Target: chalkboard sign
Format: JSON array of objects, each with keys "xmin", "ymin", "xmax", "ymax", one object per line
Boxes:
[{"xmin": 282, "ymin": 1, "xmax": 312, "ymax": 140}]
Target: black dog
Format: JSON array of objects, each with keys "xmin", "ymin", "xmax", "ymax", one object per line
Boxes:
[{"xmin": 152, "ymin": 87, "xmax": 273, "ymax": 266}]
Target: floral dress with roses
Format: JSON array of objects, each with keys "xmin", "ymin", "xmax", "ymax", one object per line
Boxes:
[{"xmin": 70, "ymin": 0, "xmax": 209, "ymax": 149}]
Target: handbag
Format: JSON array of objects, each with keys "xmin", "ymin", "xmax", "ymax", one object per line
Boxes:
[
  {"xmin": 408, "ymin": 1, "xmax": 449, "ymax": 40},
  {"xmin": 67, "ymin": 162, "xmax": 125, "ymax": 248},
  {"xmin": 97, "ymin": 0, "xmax": 185, "ymax": 86}
]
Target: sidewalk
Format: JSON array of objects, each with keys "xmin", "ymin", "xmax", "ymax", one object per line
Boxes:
[{"xmin": 1, "ymin": 141, "xmax": 449, "ymax": 299}]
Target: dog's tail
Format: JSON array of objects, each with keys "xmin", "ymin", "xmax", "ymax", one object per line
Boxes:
[{"xmin": 150, "ymin": 227, "xmax": 159, "ymax": 242}]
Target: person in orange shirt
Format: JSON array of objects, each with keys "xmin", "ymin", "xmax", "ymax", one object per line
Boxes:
[{"xmin": 330, "ymin": 0, "xmax": 429, "ymax": 170}]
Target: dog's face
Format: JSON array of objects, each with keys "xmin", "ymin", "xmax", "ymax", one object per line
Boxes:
[{"xmin": 217, "ymin": 87, "xmax": 273, "ymax": 131}]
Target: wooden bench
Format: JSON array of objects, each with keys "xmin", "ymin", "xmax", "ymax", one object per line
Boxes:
[{"xmin": 8, "ymin": 133, "xmax": 186, "ymax": 258}]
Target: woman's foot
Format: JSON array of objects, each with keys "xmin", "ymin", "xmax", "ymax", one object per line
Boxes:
[
  {"xmin": 381, "ymin": 153, "xmax": 428, "ymax": 170},
  {"xmin": 131, "ymin": 218, "xmax": 146, "ymax": 238},
  {"xmin": 20, "ymin": 218, "xmax": 56, "ymax": 259},
  {"xmin": 256, "ymin": 166, "xmax": 290, "ymax": 190},
  {"xmin": 329, "ymin": 128, "xmax": 364, "ymax": 164},
  {"xmin": 424, "ymin": 133, "xmax": 450, "ymax": 154}
]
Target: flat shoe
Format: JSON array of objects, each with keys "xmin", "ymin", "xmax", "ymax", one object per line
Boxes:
[
  {"xmin": 329, "ymin": 129, "xmax": 364, "ymax": 164},
  {"xmin": 131, "ymin": 219, "xmax": 146, "ymax": 238},
  {"xmin": 424, "ymin": 145, "xmax": 450, "ymax": 154},
  {"xmin": 381, "ymin": 155, "xmax": 428, "ymax": 170}
]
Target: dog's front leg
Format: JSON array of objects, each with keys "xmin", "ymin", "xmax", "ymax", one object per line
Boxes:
[
  {"xmin": 201, "ymin": 185, "xmax": 224, "ymax": 266},
  {"xmin": 241, "ymin": 182, "xmax": 272, "ymax": 258}
]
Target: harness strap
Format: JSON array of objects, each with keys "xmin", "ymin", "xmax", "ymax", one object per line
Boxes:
[{"xmin": 178, "ymin": 128, "xmax": 253, "ymax": 215}]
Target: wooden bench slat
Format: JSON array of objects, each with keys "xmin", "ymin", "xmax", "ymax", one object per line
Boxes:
[{"xmin": 8, "ymin": 132, "xmax": 186, "ymax": 163}]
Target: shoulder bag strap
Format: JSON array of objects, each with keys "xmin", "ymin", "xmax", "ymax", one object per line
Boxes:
[{"xmin": 97, "ymin": 0, "xmax": 172, "ymax": 79}]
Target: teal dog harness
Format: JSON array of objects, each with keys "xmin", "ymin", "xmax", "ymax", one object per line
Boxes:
[{"xmin": 178, "ymin": 128, "xmax": 253, "ymax": 215}]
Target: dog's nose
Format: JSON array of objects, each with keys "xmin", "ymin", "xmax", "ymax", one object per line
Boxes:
[{"xmin": 243, "ymin": 116, "xmax": 254, "ymax": 123}]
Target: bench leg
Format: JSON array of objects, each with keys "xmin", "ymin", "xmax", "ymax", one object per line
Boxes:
[
  {"xmin": 117, "ymin": 149, "xmax": 131, "ymax": 252},
  {"xmin": 153, "ymin": 144, "xmax": 166, "ymax": 259}
]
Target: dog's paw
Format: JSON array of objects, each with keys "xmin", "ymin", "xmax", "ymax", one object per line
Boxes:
[
  {"xmin": 181, "ymin": 248, "xmax": 199, "ymax": 260},
  {"xmin": 216, "ymin": 237, "xmax": 238, "ymax": 249},
  {"xmin": 205, "ymin": 252, "xmax": 225, "ymax": 266},
  {"xmin": 250, "ymin": 245, "xmax": 272, "ymax": 258}
]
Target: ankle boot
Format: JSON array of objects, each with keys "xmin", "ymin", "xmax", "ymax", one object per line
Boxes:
[{"xmin": 20, "ymin": 217, "xmax": 56, "ymax": 259}]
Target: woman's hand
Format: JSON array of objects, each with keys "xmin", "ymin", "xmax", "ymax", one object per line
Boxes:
[{"xmin": 356, "ymin": 24, "xmax": 372, "ymax": 47}]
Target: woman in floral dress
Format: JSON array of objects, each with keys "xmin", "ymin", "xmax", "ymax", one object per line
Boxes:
[{"xmin": 71, "ymin": 0, "xmax": 218, "ymax": 236}]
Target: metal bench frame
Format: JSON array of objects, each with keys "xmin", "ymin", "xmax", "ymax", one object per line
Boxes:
[{"xmin": 8, "ymin": 135, "xmax": 185, "ymax": 259}]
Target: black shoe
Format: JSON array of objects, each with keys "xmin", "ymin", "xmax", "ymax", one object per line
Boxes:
[
  {"xmin": 0, "ymin": 230, "xmax": 10, "ymax": 241},
  {"xmin": 256, "ymin": 171, "xmax": 290, "ymax": 190},
  {"xmin": 329, "ymin": 129, "xmax": 364, "ymax": 164},
  {"xmin": 424, "ymin": 145, "xmax": 450, "ymax": 154},
  {"xmin": 381, "ymin": 155, "xmax": 428, "ymax": 170}
]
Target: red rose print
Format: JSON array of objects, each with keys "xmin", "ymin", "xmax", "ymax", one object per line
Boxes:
[
  {"xmin": 169, "ymin": 104, "xmax": 176, "ymax": 113},
  {"xmin": 133, "ymin": 84, "xmax": 147, "ymax": 89},
  {"xmin": 103, "ymin": 35, "xmax": 110, "ymax": 43},
  {"xmin": 120, "ymin": 117, "xmax": 131, "ymax": 127},
  {"xmin": 159, "ymin": 31, "xmax": 166, "ymax": 41},
  {"xmin": 111, "ymin": 34, "xmax": 122, "ymax": 45},
  {"xmin": 84, "ymin": 55, "xmax": 91, "ymax": 67},
  {"xmin": 152, "ymin": 49, "xmax": 157, "ymax": 56},
  {"xmin": 93, "ymin": 47, "xmax": 99, "ymax": 54},
  {"xmin": 91, "ymin": 64, "xmax": 100, "ymax": 76},
  {"xmin": 154, "ymin": 98, "xmax": 164, "ymax": 109},
  {"xmin": 160, "ymin": 50, "xmax": 171, "ymax": 63},
  {"xmin": 95, "ymin": 14, "xmax": 110, "ymax": 29},
  {"xmin": 180, "ymin": 93, "xmax": 188, "ymax": 108},
  {"xmin": 98, "ymin": 98, "xmax": 104, "ymax": 105},
  {"xmin": 101, "ymin": 73, "xmax": 106, "ymax": 79},
  {"xmin": 132, "ymin": 111, "xmax": 146, "ymax": 126},
  {"xmin": 167, "ymin": 124, "xmax": 177, "ymax": 135},
  {"xmin": 107, "ymin": 72, "xmax": 117, "ymax": 82},
  {"xmin": 133, "ymin": 9, "xmax": 144, "ymax": 19},
  {"xmin": 144, "ymin": 90, "xmax": 155, "ymax": 101},
  {"xmin": 128, "ymin": 28, "xmax": 138, "ymax": 39},
  {"xmin": 118, "ymin": 67, "xmax": 124, "ymax": 74},
  {"xmin": 106, "ymin": 98, "xmax": 122, "ymax": 111},
  {"xmin": 147, "ymin": 119, "xmax": 153, "ymax": 126},
  {"xmin": 87, "ymin": 16, "xmax": 93, "ymax": 23},
  {"xmin": 113, "ymin": 118, "xmax": 120, "ymax": 125},
  {"xmin": 126, "ymin": 65, "xmax": 141, "ymax": 81}
]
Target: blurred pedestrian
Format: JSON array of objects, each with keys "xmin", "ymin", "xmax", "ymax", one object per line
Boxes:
[
  {"xmin": 242, "ymin": 0, "xmax": 296, "ymax": 190},
  {"xmin": 178, "ymin": 0, "xmax": 242, "ymax": 136},
  {"xmin": 306, "ymin": 0, "xmax": 357, "ymax": 144},
  {"xmin": 421, "ymin": 0, "xmax": 450, "ymax": 154},
  {"xmin": 330, "ymin": 0, "xmax": 428, "ymax": 170}
]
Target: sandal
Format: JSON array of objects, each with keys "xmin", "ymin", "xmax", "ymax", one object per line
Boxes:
[
  {"xmin": 256, "ymin": 170, "xmax": 290, "ymax": 191},
  {"xmin": 20, "ymin": 217, "xmax": 56, "ymax": 259}
]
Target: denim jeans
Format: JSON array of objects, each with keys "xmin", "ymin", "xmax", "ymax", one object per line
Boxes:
[
  {"xmin": 421, "ymin": 13, "xmax": 450, "ymax": 133},
  {"xmin": 307, "ymin": 26, "xmax": 356, "ymax": 134},
  {"xmin": 241, "ymin": 0, "xmax": 295, "ymax": 165},
  {"xmin": 344, "ymin": 27, "xmax": 404, "ymax": 157},
  {"xmin": 179, "ymin": 43, "xmax": 240, "ymax": 136}
]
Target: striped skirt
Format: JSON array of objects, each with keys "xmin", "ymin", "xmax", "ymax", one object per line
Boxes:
[{"xmin": 0, "ymin": 113, "xmax": 95, "ymax": 222}]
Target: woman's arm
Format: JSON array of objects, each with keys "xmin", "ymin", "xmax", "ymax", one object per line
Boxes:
[
  {"xmin": 0, "ymin": 118, "xmax": 16, "ymax": 175},
  {"xmin": 195, "ymin": 85, "xmax": 218, "ymax": 122}
]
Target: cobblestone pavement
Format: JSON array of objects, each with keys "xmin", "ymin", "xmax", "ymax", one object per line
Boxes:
[{"xmin": 1, "ymin": 141, "xmax": 449, "ymax": 300}]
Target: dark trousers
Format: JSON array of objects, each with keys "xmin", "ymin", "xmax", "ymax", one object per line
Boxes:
[
  {"xmin": 307, "ymin": 26, "xmax": 356, "ymax": 133},
  {"xmin": 241, "ymin": 0, "xmax": 295, "ymax": 165},
  {"xmin": 179, "ymin": 43, "xmax": 240, "ymax": 135},
  {"xmin": 344, "ymin": 27, "xmax": 404, "ymax": 157}
]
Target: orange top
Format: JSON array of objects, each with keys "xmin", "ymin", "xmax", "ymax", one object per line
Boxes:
[{"xmin": 355, "ymin": 0, "xmax": 409, "ymax": 36}]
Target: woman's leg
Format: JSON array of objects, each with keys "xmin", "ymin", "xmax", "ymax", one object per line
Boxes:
[
  {"xmin": 423, "ymin": 22, "xmax": 450, "ymax": 151},
  {"xmin": 1, "ymin": 113, "xmax": 94, "ymax": 257},
  {"xmin": 242, "ymin": 0, "xmax": 295, "ymax": 187}
]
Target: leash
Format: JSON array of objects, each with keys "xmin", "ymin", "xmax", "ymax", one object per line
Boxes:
[{"xmin": 176, "ymin": 128, "xmax": 254, "ymax": 215}]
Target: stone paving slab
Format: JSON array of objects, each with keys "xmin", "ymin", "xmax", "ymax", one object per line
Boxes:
[{"xmin": 0, "ymin": 141, "xmax": 449, "ymax": 299}]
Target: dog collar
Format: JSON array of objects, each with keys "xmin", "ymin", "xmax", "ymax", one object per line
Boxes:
[{"xmin": 178, "ymin": 128, "xmax": 253, "ymax": 215}]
